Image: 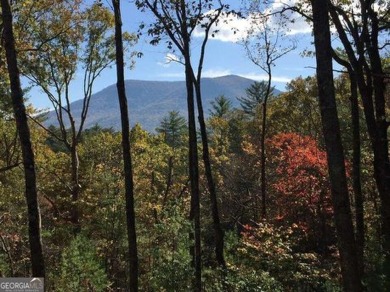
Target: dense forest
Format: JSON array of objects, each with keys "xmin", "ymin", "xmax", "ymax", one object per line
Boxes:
[{"xmin": 0, "ymin": 0, "xmax": 389, "ymax": 291}]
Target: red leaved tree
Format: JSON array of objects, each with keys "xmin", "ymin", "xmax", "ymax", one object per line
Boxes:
[{"xmin": 268, "ymin": 133, "xmax": 335, "ymax": 253}]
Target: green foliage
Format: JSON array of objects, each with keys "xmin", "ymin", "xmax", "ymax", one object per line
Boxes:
[
  {"xmin": 363, "ymin": 203, "xmax": 390, "ymax": 291},
  {"xmin": 44, "ymin": 125, "xmax": 69, "ymax": 153},
  {"xmin": 202, "ymin": 264, "xmax": 283, "ymax": 292},
  {"xmin": 268, "ymin": 76, "xmax": 321, "ymax": 138},
  {"xmin": 0, "ymin": 67, "xmax": 12, "ymax": 118},
  {"xmin": 146, "ymin": 217, "xmax": 193, "ymax": 291},
  {"xmin": 238, "ymin": 81, "xmax": 274, "ymax": 116},
  {"xmin": 2, "ymin": 68, "xmax": 386, "ymax": 290},
  {"xmin": 156, "ymin": 111, "xmax": 187, "ymax": 149},
  {"xmin": 56, "ymin": 235, "xmax": 110, "ymax": 292},
  {"xmin": 234, "ymin": 223, "xmax": 341, "ymax": 291},
  {"xmin": 209, "ymin": 95, "xmax": 233, "ymax": 118}
]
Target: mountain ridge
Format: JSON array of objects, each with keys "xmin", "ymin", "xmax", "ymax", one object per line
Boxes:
[{"xmin": 44, "ymin": 75, "xmax": 281, "ymax": 132}]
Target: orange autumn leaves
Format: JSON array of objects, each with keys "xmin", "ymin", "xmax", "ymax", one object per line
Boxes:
[{"xmin": 267, "ymin": 133, "xmax": 334, "ymax": 231}]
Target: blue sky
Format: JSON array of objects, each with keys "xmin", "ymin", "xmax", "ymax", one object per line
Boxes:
[
  {"xmin": 121, "ymin": 0, "xmax": 315, "ymax": 86},
  {"xmin": 28, "ymin": 0, "xmax": 316, "ymax": 109}
]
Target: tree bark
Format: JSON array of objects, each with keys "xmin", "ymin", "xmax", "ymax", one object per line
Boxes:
[
  {"xmin": 171, "ymin": 3, "xmax": 202, "ymax": 290},
  {"xmin": 191, "ymin": 6, "xmax": 226, "ymax": 269},
  {"xmin": 185, "ymin": 51, "xmax": 202, "ymax": 292},
  {"xmin": 332, "ymin": 54, "xmax": 365, "ymax": 278},
  {"xmin": 311, "ymin": 0, "xmax": 362, "ymax": 290},
  {"xmin": 260, "ymin": 66, "xmax": 272, "ymax": 219},
  {"xmin": 112, "ymin": 1, "xmax": 138, "ymax": 291},
  {"xmin": 70, "ymin": 145, "xmax": 81, "ymax": 233},
  {"xmin": 193, "ymin": 80, "xmax": 226, "ymax": 269},
  {"xmin": 349, "ymin": 72, "xmax": 365, "ymax": 278},
  {"xmin": 329, "ymin": 2, "xmax": 390, "ymax": 273},
  {"xmin": 1, "ymin": 0, "xmax": 45, "ymax": 278},
  {"xmin": 365, "ymin": 4, "xmax": 390, "ymax": 271}
]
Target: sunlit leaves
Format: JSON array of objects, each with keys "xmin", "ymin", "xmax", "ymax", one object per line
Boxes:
[
  {"xmin": 268, "ymin": 76, "xmax": 321, "ymax": 138},
  {"xmin": 267, "ymin": 132, "xmax": 333, "ymax": 239},
  {"xmin": 237, "ymin": 222, "xmax": 340, "ymax": 290}
]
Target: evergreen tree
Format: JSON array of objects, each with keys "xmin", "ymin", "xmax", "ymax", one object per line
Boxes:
[
  {"xmin": 156, "ymin": 111, "xmax": 187, "ymax": 149},
  {"xmin": 210, "ymin": 95, "xmax": 232, "ymax": 118},
  {"xmin": 238, "ymin": 81, "xmax": 274, "ymax": 116}
]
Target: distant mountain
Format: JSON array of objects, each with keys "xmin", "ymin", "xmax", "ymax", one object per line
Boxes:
[{"xmin": 44, "ymin": 75, "xmax": 281, "ymax": 132}]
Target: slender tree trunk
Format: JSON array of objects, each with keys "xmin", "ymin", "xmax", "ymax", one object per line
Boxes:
[
  {"xmin": 260, "ymin": 65, "xmax": 272, "ymax": 220},
  {"xmin": 162, "ymin": 156, "xmax": 174, "ymax": 209},
  {"xmin": 191, "ymin": 5, "xmax": 225, "ymax": 269},
  {"xmin": 112, "ymin": 1, "xmax": 138, "ymax": 290},
  {"xmin": 333, "ymin": 52, "xmax": 365, "ymax": 277},
  {"xmin": 260, "ymin": 62, "xmax": 272, "ymax": 219},
  {"xmin": 260, "ymin": 101, "xmax": 267, "ymax": 219},
  {"xmin": 1, "ymin": 0, "xmax": 45, "ymax": 278},
  {"xmin": 260, "ymin": 90, "xmax": 271, "ymax": 219},
  {"xmin": 329, "ymin": 3, "xmax": 390, "ymax": 273},
  {"xmin": 311, "ymin": 1, "xmax": 362, "ymax": 290},
  {"xmin": 193, "ymin": 80, "xmax": 226, "ymax": 269},
  {"xmin": 366, "ymin": 6, "xmax": 390, "ymax": 272},
  {"xmin": 70, "ymin": 145, "xmax": 81, "ymax": 233},
  {"xmin": 185, "ymin": 60, "xmax": 202, "ymax": 292},
  {"xmin": 176, "ymin": 2, "xmax": 202, "ymax": 290},
  {"xmin": 364, "ymin": 1, "xmax": 390, "ymax": 272},
  {"xmin": 349, "ymin": 72, "xmax": 365, "ymax": 278}
]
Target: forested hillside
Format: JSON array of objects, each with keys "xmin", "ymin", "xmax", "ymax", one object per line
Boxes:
[
  {"xmin": 0, "ymin": 0, "xmax": 389, "ymax": 291},
  {"xmin": 43, "ymin": 75, "xmax": 281, "ymax": 132}
]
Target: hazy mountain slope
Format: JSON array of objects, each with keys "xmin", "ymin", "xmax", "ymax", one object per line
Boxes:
[{"xmin": 44, "ymin": 75, "xmax": 280, "ymax": 132}]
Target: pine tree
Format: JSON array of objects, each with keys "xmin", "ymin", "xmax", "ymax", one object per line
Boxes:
[
  {"xmin": 238, "ymin": 81, "xmax": 273, "ymax": 116},
  {"xmin": 156, "ymin": 111, "xmax": 187, "ymax": 149}
]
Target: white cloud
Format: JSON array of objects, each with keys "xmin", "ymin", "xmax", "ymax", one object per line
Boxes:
[
  {"xmin": 193, "ymin": 2, "xmax": 312, "ymax": 43},
  {"xmin": 237, "ymin": 73, "xmax": 292, "ymax": 83},
  {"xmin": 158, "ymin": 72, "xmax": 184, "ymax": 79},
  {"xmin": 158, "ymin": 69, "xmax": 231, "ymax": 79},
  {"xmin": 158, "ymin": 70, "xmax": 292, "ymax": 84},
  {"xmin": 265, "ymin": 0, "xmax": 312, "ymax": 35},
  {"xmin": 201, "ymin": 69, "xmax": 232, "ymax": 78},
  {"xmin": 193, "ymin": 11, "xmax": 259, "ymax": 43}
]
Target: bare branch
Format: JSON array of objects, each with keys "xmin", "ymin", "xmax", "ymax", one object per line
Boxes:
[
  {"xmin": 0, "ymin": 162, "xmax": 21, "ymax": 173},
  {"xmin": 26, "ymin": 113, "xmax": 67, "ymax": 144}
]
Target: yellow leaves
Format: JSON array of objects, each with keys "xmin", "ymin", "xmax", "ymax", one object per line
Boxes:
[
  {"xmin": 241, "ymin": 138, "xmax": 258, "ymax": 156},
  {"xmin": 87, "ymin": 2, "xmax": 115, "ymax": 28},
  {"xmin": 148, "ymin": 202, "xmax": 162, "ymax": 212},
  {"xmin": 95, "ymin": 163, "xmax": 104, "ymax": 172}
]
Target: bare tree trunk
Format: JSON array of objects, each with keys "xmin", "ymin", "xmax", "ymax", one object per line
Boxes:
[
  {"xmin": 260, "ymin": 71, "xmax": 272, "ymax": 219},
  {"xmin": 260, "ymin": 102, "xmax": 267, "ymax": 219},
  {"xmin": 70, "ymin": 145, "xmax": 81, "ymax": 233},
  {"xmin": 1, "ymin": 0, "xmax": 45, "ymax": 278},
  {"xmin": 329, "ymin": 3, "xmax": 390, "ymax": 273},
  {"xmin": 332, "ymin": 54, "xmax": 365, "ymax": 278},
  {"xmin": 185, "ymin": 60, "xmax": 202, "ymax": 292},
  {"xmin": 311, "ymin": 0, "xmax": 362, "ymax": 290},
  {"xmin": 366, "ymin": 6, "xmax": 390, "ymax": 271},
  {"xmin": 162, "ymin": 156, "xmax": 173, "ymax": 210},
  {"xmin": 112, "ymin": 1, "xmax": 138, "ymax": 291},
  {"xmin": 191, "ymin": 5, "xmax": 226, "ymax": 269},
  {"xmin": 349, "ymin": 72, "xmax": 365, "ymax": 278},
  {"xmin": 193, "ymin": 80, "xmax": 226, "ymax": 269}
]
